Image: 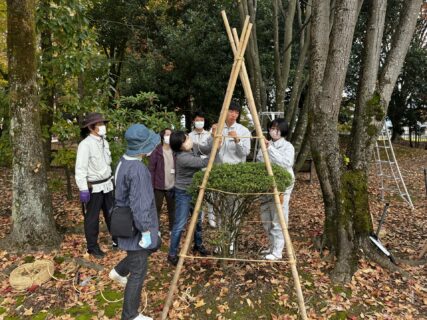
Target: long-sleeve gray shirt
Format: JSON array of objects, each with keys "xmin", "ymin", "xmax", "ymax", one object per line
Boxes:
[
  {"xmin": 114, "ymin": 155, "xmax": 159, "ymax": 251},
  {"xmin": 256, "ymin": 138, "xmax": 295, "ymax": 181},
  {"xmin": 189, "ymin": 130, "xmax": 212, "ymax": 157},
  {"xmin": 175, "ymin": 151, "xmax": 209, "ymax": 190},
  {"xmin": 216, "ymin": 122, "xmax": 251, "ymax": 164}
]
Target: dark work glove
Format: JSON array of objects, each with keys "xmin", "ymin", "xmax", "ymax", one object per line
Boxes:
[{"xmin": 79, "ymin": 190, "xmax": 90, "ymax": 203}]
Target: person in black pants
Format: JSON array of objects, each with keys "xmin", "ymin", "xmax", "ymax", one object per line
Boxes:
[
  {"xmin": 109, "ymin": 124, "xmax": 161, "ymax": 320},
  {"xmin": 75, "ymin": 112, "xmax": 116, "ymax": 258}
]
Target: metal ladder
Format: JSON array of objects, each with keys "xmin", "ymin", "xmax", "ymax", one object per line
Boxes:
[{"xmin": 374, "ymin": 122, "xmax": 414, "ymax": 209}]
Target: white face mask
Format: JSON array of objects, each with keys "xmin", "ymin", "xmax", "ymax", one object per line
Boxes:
[
  {"xmin": 97, "ymin": 125, "xmax": 107, "ymax": 137},
  {"xmin": 194, "ymin": 121, "xmax": 204, "ymax": 129},
  {"xmin": 163, "ymin": 135, "xmax": 170, "ymax": 144},
  {"xmin": 269, "ymin": 128, "xmax": 281, "ymax": 141}
]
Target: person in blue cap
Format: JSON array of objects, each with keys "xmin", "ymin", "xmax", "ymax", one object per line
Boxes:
[{"xmin": 108, "ymin": 124, "xmax": 161, "ymax": 320}]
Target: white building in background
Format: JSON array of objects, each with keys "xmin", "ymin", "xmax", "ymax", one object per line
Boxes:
[{"xmin": 402, "ymin": 121, "xmax": 427, "ymax": 137}]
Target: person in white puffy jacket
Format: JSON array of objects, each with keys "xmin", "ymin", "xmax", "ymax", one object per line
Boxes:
[{"xmin": 256, "ymin": 118, "xmax": 295, "ymax": 261}]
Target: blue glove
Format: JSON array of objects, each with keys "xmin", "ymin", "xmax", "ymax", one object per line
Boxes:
[
  {"xmin": 79, "ymin": 190, "xmax": 90, "ymax": 203},
  {"xmin": 138, "ymin": 231, "xmax": 152, "ymax": 249}
]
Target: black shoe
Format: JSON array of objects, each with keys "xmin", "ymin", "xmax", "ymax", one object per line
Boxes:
[
  {"xmin": 167, "ymin": 255, "xmax": 178, "ymax": 266},
  {"xmin": 193, "ymin": 245, "xmax": 210, "ymax": 257},
  {"xmin": 87, "ymin": 247, "xmax": 105, "ymax": 258}
]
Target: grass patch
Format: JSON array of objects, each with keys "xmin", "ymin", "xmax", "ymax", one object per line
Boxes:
[
  {"xmin": 15, "ymin": 296, "xmax": 25, "ymax": 307},
  {"xmin": 332, "ymin": 285, "xmax": 352, "ymax": 298},
  {"xmin": 23, "ymin": 256, "xmax": 35, "ymax": 263},
  {"xmin": 329, "ymin": 310, "xmax": 348, "ymax": 320},
  {"xmin": 53, "ymin": 256, "xmax": 66, "ymax": 264},
  {"xmin": 0, "ymin": 307, "xmax": 6, "ymax": 315},
  {"xmin": 53, "ymin": 271, "xmax": 67, "ymax": 279},
  {"xmin": 32, "ymin": 311, "xmax": 48, "ymax": 320},
  {"xmin": 95, "ymin": 288, "xmax": 123, "ymax": 319},
  {"xmin": 66, "ymin": 303, "xmax": 93, "ymax": 320}
]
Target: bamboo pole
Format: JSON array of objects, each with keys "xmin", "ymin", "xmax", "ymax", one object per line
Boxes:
[
  {"xmin": 222, "ymin": 11, "xmax": 308, "ymax": 320},
  {"xmin": 161, "ymin": 16, "xmax": 253, "ymax": 320}
]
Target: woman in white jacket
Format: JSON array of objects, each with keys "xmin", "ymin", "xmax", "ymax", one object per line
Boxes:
[{"xmin": 256, "ymin": 118, "xmax": 295, "ymax": 261}]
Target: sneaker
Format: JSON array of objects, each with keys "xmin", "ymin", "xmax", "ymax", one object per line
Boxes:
[
  {"xmin": 109, "ymin": 268, "xmax": 127, "ymax": 287},
  {"xmin": 265, "ymin": 253, "xmax": 282, "ymax": 261},
  {"xmin": 134, "ymin": 314, "xmax": 153, "ymax": 320},
  {"xmin": 208, "ymin": 213, "xmax": 217, "ymax": 228},
  {"xmin": 112, "ymin": 241, "xmax": 118, "ymax": 250},
  {"xmin": 87, "ymin": 247, "xmax": 105, "ymax": 258},
  {"xmin": 193, "ymin": 245, "xmax": 210, "ymax": 256},
  {"xmin": 167, "ymin": 255, "xmax": 179, "ymax": 266},
  {"xmin": 229, "ymin": 243, "xmax": 234, "ymax": 255},
  {"xmin": 260, "ymin": 248, "xmax": 271, "ymax": 255}
]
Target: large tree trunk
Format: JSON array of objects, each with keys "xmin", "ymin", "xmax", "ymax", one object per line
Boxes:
[
  {"xmin": 6, "ymin": 0, "xmax": 61, "ymax": 250},
  {"xmin": 310, "ymin": 0, "xmax": 361, "ymax": 282},
  {"xmin": 238, "ymin": 0, "xmax": 267, "ymax": 111},
  {"xmin": 310, "ymin": 0, "xmax": 422, "ymax": 283}
]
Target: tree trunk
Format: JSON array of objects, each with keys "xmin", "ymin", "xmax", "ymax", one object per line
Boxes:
[
  {"xmin": 5, "ymin": 0, "xmax": 61, "ymax": 250},
  {"xmin": 291, "ymin": 84, "xmax": 309, "ymax": 154},
  {"xmin": 349, "ymin": 0, "xmax": 387, "ymax": 170},
  {"xmin": 104, "ymin": 41, "xmax": 126, "ymax": 108},
  {"xmin": 310, "ymin": 0, "xmax": 360, "ymax": 282},
  {"xmin": 285, "ymin": 0, "xmax": 311, "ymax": 125},
  {"xmin": 39, "ymin": 0, "xmax": 54, "ymax": 168},
  {"xmin": 378, "ymin": 0, "xmax": 422, "ymax": 109},
  {"xmin": 274, "ymin": 0, "xmax": 297, "ymax": 112},
  {"xmin": 310, "ymin": 0, "xmax": 422, "ymax": 283},
  {"xmin": 238, "ymin": 0, "xmax": 267, "ymax": 111}
]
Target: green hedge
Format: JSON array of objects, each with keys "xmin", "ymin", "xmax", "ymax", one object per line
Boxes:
[{"xmin": 189, "ymin": 162, "xmax": 292, "ymax": 199}]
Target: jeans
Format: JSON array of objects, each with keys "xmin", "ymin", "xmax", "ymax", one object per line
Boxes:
[
  {"xmin": 168, "ymin": 188, "xmax": 203, "ymax": 257},
  {"xmin": 114, "ymin": 249, "xmax": 150, "ymax": 320},
  {"xmin": 154, "ymin": 188, "xmax": 175, "ymax": 231}
]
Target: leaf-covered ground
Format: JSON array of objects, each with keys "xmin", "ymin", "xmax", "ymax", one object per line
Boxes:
[{"xmin": 0, "ymin": 144, "xmax": 426, "ymax": 319}]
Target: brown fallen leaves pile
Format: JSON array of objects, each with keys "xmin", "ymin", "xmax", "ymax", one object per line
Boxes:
[{"xmin": 0, "ymin": 143, "xmax": 426, "ymax": 319}]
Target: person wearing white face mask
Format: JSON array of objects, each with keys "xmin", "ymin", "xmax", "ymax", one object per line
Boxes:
[
  {"xmin": 75, "ymin": 112, "xmax": 116, "ymax": 258},
  {"xmin": 166, "ymin": 131, "xmax": 212, "ymax": 265},
  {"xmin": 188, "ymin": 111, "xmax": 216, "ymax": 227},
  {"xmin": 148, "ymin": 128, "xmax": 176, "ymax": 232},
  {"xmin": 110, "ymin": 123, "xmax": 160, "ymax": 320},
  {"xmin": 189, "ymin": 111, "xmax": 212, "ymax": 159},
  {"xmin": 256, "ymin": 118, "xmax": 295, "ymax": 261}
]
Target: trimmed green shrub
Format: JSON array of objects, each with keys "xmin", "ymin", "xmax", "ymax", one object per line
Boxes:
[{"xmin": 189, "ymin": 163, "xmax": 292, "ymax": 256}]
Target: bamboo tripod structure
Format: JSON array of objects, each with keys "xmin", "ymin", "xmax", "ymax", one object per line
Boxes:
[{"xmin": 161, "ymin": 12, "xmax": 308, "ymax": 320}]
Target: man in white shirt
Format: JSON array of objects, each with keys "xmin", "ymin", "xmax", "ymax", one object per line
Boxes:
[
  {"xmin": 75, "ymin": 113, "xmax": 115, "ymax": 258},
  {"xmin": 210, "ymin": 102, "xmax": 251, "ymax": 250},
  {"xmin": 214, "ymin": 103, "xmax": 251, "ymax": 164}
]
